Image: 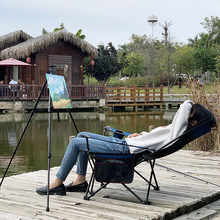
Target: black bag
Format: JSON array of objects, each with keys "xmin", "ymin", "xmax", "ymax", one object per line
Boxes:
[{"xmin": 95, "ymin": 154, "xmax": 134, "ymax": 183}]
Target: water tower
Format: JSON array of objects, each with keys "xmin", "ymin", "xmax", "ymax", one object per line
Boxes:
[{"xmin": 147, "ymin": 15, "xmax": 158, "ymax": 37}]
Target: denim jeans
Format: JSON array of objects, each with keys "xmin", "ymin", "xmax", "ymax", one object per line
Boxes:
[{"xmin": 56, "ymin": 132, "xmax": 130, "ymax": 181}]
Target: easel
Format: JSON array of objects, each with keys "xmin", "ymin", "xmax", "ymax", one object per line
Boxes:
[{"xmin": 0, "ymin": 65, "xmax": 79, "ymax": 211}]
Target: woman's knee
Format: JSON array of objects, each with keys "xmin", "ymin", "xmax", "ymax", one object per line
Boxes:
[{"xmin": 77, "ymin": 131, "xmax": 91, "ymax": 138}]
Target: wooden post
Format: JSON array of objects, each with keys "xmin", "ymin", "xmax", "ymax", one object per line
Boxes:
[
  {"xmin": 160, "ymin": 84, "xmax": 163, "ymax": 101},
  {"xmin": 160, "ymin": 84, "xmax": 163, "ymax": 109},
  {"xmin": 133, "ymin": 85, "xmax": 136, "ymax": 103},
  {"xmin": 105, "ymin": 84, "xmax": 107, "ymax": 103},
  {"xmin": 117, "ymin": 86, "xmax": 121, "ymax": 103},
  {"xmin": 145, "ymin": 85, "xmax": 147, "ymax": 103}
]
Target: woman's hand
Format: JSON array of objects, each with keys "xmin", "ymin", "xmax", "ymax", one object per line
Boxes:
[{"xmin": 127, "ymin": 133, "xmax": 141, "ymax": 138}]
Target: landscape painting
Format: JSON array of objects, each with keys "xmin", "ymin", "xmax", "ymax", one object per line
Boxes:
[{"xmin": 46, "ymin": 74, "xmax": 72, "ymax": 109}]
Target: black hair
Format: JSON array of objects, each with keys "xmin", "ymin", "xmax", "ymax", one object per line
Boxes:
[{"xmin": 189, "ymin": 103, "xmax": 216, "ymax": 128}]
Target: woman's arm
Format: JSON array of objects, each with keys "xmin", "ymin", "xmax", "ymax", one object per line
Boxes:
[{"xmin": 127, "ymin": 133, "xmax": 141, "ymax": 138}]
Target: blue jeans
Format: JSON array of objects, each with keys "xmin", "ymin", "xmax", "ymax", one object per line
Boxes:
[{"xmin": 56, "ymin": 132, "xmax": 130, "ymax": 181}]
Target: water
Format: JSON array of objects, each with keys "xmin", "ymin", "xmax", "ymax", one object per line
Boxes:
[{"xmin": 0, "ymin": 110, "xmax": 177, "ymax": 177}]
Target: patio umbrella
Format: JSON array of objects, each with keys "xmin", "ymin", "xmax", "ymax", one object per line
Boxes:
[{"xmin": 0, "ymin": 58, "xmax": 32, "ymax": 66}]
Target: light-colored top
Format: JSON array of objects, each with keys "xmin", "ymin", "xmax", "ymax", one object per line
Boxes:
[
  {"xmin": 9, "ymin": 80, "xmax": 18, "ymax": 85},
  {"xmin": 126, "ymin": 100, "xmax": 194, "ymax": 153}
]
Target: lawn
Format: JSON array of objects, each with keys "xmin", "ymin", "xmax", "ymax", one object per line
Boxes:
[{"xmin": 164, "ymin": 83, "xmax": 216, "ymax": 95}]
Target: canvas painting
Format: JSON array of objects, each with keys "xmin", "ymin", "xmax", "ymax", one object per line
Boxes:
[{"xmin": 46, "ymin": 74, "xmax": 72, "ymax": 109}]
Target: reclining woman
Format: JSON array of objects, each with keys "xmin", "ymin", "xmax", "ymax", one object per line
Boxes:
[{"xmin": 36, "ymin": 100, "xmax": 216, "ymax": 195}]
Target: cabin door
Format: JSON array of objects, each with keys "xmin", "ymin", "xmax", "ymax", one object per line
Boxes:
[{"xmin": 48, "ymin": 55, "xmax": 72, "ymax": 84}]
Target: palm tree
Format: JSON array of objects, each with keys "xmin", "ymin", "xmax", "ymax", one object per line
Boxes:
[{"xmin": 188, "ymin": 35, "xmax": 199, "ymax": 47}]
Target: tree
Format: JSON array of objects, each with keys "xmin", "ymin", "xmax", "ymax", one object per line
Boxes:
[
  {"xmin": 160, "ymin": 21, "xmax": 172, "ymax": 46},
  {"xmin": 122, "ymin": 53, "xmax": 145, "ymax": 77},
  {"xmin": 42, "ymin": 23, "xmax": 86, "ymax": 39},
  {"xmin": 188, "ymin": 35, "xmax": 199, "ymax": 47},
  {"xmin": 201, "ymin": 16, "xmax": 220, "ymax": 45},
  {"xmin": 92, "ymin": 43, "xmax": 127, "ymax": 85},
  {"xmin": 187, "ymin": 17, "xmax": 220, "ymax": 75},
  {"xmin": 75, "ymin": 29, "xmax": 86, "ymax": 39},
  {"xmin": 119, "ymin": 34, "xmax": 177, "ymax": 87},
  {"xmin": 193, "ymin": 47, "xmax": 218, "ymax": 72},
  {"xmin": 173, "ymin": 45, "xmax": 195, "ymax": 74},
  {"xmin": 42, "ymin": 23, "xmax": 65, "ymax": 34}
]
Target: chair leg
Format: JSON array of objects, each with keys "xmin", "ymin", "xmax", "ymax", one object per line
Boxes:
[
  {"xmin": 134, "ymin": 169, "xmax": 158, "ymax": 190},
  {"xmin": 150, "ymin": 160, "xmax": 160, "ymax": 190},
  {"xmin": 134, "ymin": 159, "xmax": 160, "ymax": 190},
  {"xmin": 84, "ymin": 158, "xmax": 111, "ymax": 201},
  {"xmin": 145, "ymin": 159, "xmax": 159, "ymax": 204},
  {"xmin": 84, "ymin": 170, "xmax": 95, "ymax": 200},
  {"xmin": 121, "ymin": 183, "xmax": 150, "ymax": 205},
  {"xmin": 84, "ymin": 180, "xmax": 109, "ymax": 200}
]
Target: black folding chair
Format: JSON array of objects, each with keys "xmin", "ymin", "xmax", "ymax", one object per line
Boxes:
[{"xmin": 83, "ymin": 112, "xmax": 216, "ymax": 204}]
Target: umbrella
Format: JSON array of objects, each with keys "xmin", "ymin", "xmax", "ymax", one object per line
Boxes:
[{"xmin": 0, "ymin": 58, "xmax": 32, "ymax": 66}]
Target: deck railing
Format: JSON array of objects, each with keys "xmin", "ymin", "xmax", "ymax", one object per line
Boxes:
[
  {"xmin": 0, "ymin": 84, "xmax": 105, "ymax": 100},
  {"xmin": 105, "ymin": 85, "xmax": 163, "ymax": 106},
  {"xmin": 0, "ymin": 84, "xmax": 163, "ymax": 108}
]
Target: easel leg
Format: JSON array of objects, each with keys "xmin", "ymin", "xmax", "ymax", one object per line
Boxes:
[
  {"xmin": 0, "ymin": 79, "xmax": 48, "ymax": 188},
  {"xmin": 46, "ymin": 95, "xmax": 52, "ymax": 212},
  {"xmin": 67, "ymin": 109, "xmax": 79, "ymax": 134}
]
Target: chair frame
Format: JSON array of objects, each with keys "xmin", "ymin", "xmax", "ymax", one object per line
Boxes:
[{"xmin": 83, "ymin": 115, "xmax": 215, "ymax": 204}]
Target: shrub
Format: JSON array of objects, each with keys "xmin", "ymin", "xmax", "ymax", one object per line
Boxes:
[
  {"xmin": 123, "ymin": 76, "xmax": 160, "ymax": 87},
  {"xmin": 189, "ymin": 81, "xmax": 219, "ymax": 152},
  {"xmin": 84, "ymin": 76, "xmax": 163, "ymax": 88},
  {"xmin": 159, "ymin": 73, "xmax": 176, "ymax": 86}
]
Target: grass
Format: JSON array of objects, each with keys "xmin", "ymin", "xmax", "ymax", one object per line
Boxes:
[{"xmin": 164, "ymin": 83, "xmax": 216, "ymax": 95}]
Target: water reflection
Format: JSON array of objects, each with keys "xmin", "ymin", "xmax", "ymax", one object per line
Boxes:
[{"xmin": 0, "ymin": 110, "xmax": 177, "ymax": 177}]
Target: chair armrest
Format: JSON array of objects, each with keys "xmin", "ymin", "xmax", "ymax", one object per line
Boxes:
[
  {"xmin": 103, "ymin": 126, "xmax": 131, "ymax": 139},
  {"xmin": 80, "ymin": 134, "xmax": 90, "ymax": 139},
  {"xmin": 80, "ymin": 134, "xmax": 91, "ymax": 150}
]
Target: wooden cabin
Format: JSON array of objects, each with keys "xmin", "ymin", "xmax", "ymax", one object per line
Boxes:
[{"xmin": 0, "ymin": 30, "xmax": 97, "ymax": 85}]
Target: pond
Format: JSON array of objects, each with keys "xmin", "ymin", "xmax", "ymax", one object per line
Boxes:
[{"xmin": 0, "ymin": 109, "xmax": 177, "ymax": 177}]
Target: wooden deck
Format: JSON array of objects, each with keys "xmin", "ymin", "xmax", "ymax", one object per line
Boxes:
[{"xmin": 0, "ymin": 150, "xmax": 220, "ymax": 220}]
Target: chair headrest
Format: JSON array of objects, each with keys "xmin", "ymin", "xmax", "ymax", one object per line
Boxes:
[{"xmin": 190, "ymin": 104, "xmax": 217, "ymax": 128}]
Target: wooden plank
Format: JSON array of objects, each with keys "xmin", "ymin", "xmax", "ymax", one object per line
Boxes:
[{"xmin": 0, "ymin": 150, "xmax": 219, "ymax": 219}]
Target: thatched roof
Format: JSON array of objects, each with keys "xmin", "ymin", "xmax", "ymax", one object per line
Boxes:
[
  {"xmin": 0, "ymin": 30, "xmax": 32, "ymax": 49},
  {"xmin": 0, "ymin": 30, "xmax": 98, "ymax": 60}
]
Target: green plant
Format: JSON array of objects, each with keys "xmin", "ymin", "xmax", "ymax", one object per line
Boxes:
[{"xmin": 188, "ymin": 81, "xmax": 219, "ymax": 152}]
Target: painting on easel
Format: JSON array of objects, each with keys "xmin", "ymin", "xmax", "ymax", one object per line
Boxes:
[{"xmin": 46, "ymin": 74, "xmax": 72, "ymax": 109}]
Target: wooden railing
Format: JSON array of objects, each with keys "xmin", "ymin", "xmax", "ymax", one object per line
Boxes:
[
  {"xmin": 105, "ymin": 85, "xmax": 163, "ymax": 106},
  {"xmin": 0, "ymin": 84, "xmax": 163, "ymax": 108},
  {"xmin": 0, "ymin": 84, "xmax": 105, "ymax": 100}
]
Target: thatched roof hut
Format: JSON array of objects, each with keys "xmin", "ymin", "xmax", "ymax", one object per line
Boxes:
[
  {"xmin": 0, "ymin": 30, "xmax": 98, "ymax": 60},
  {"xmin": 0, "ymin": 30, "xmax": 32, "ymax": 51},
  {"xmin": 0, "ymin": 30, "xmax": 98, "ymax": 85}
]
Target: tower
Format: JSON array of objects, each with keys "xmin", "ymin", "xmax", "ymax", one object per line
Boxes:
[{"xmin": 147, "ymin": 15, "xmax": 158, "ymax": 38}]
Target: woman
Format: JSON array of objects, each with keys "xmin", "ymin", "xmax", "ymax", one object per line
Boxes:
[{"xmin": 36, "ymin": 100, "xmax": 210, "ymax": 196}]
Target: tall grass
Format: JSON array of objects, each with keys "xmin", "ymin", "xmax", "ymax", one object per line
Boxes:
[{"xmin": 189, "ymin": 81, "xmax": 220, "ymax": 153}]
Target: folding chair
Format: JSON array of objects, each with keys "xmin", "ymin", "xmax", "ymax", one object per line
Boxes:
[{"xmin": 83, "ymin": 112, "xmax": 216, "ymax": 204}]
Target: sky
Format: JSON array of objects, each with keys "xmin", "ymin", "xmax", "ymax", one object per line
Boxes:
[{"xmin": 0, "ymin": 0, "xmax": 219, "ymax": 48}]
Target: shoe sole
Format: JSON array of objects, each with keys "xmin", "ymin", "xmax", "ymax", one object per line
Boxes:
[
  {"xmin": 66, "ymin": 187, "xmax": 87, "ymax": 192},
  {"xmin": 36, "ymin": 190, "xmax": 66, "ymax": 196}
]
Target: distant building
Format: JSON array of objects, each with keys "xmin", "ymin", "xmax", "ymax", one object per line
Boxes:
[{"xmin": 0, "ymin": 30, "xmax": 97, "ymax": 85}]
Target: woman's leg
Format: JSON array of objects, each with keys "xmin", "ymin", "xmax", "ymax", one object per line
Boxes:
[
  {"xmin": 52, "ymin": 132, "xmax": 129, "ymax": 187},
  {"xmin": 77, "ymin": 132, "xmax": 129, "ymax": 154}
]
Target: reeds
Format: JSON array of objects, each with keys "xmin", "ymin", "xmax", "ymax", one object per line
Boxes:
[{"xmin": 188, "ymin": 81, "xmax": 220, "ymax": 152}]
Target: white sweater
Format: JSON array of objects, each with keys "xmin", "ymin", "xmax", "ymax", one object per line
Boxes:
[{"xmin": 125, "ymin": 100, "xmax": 194, "ymax": 153}]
